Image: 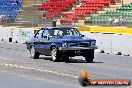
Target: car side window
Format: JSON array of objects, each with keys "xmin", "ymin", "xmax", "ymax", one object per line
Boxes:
[
  {"xmin": 67, "ymin": 30, "xmax": 72, "ymax": 35},
  {"xmin": 42, "ymin": 30, "xmax": 49, "ymax": 38},
  {"xmin": 35, "ymin": 30, "xmax": 43, "ymax": 38}
]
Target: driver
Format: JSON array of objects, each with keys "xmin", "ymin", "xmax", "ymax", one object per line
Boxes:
[{"xmin": 48, "ymin": 30, "xmax": 54, "ymax": 37}]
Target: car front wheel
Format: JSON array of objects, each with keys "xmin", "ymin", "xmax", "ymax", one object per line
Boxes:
[
  {"xmin": 61, "ymin": 56, "xmax": 69, "ymax": 62},
  {"xmin": 30, "ymin": 46, "xmax": 40, "ymax": 59},
  {"xmin": 84, "ymin": 50, "xmax": 94, "ymax": 63},
  {"xmin": 51, "ymin": 47, "xmax": 60, "ymax": 62}
]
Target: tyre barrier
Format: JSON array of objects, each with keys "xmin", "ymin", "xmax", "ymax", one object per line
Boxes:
[{"xmin": 9, "ymin": 37, "xmax": 12, "ymax": 42}]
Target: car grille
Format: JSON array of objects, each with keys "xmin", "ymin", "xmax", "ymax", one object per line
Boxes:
[{"xmin": 69, "ymin": 42, "xmax": 91, "ymax": 47}]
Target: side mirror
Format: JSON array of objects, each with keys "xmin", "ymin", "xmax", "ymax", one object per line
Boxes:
[
  {"xmin": 46, "ymin": 35, "xmax": 52, "ymax": 40},
  {"xmin": 81, "ymin": 35, "xmax": 85, "ymax": 37},
  {"xmin": 47, "ymin": 36, "xmax": 50, "ymax": 40}
]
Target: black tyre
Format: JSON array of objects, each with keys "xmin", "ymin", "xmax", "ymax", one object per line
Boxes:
[
  {"xmin": 51, "ymin": 47, "xmax": 60, "ymax": 62},
  {"xmin": 84, "ymin": 50, "xmax": 94, "ymax": 63},
  {"xmin": 30, "ymin": 46, "xmax": 40, "ymax": 59},
  {"xmin": 62, "ymin": 56, "xmax": 69, "ymax": 62}
]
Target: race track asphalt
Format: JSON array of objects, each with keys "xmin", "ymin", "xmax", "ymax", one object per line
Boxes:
[{"xmin": 0, "ymin": 42, "xmax": 132, "ymax": 88}]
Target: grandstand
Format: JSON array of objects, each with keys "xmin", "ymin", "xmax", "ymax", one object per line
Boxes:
[
  {"xmin": 85, "ymin": 3, "xmax": 132, "ymax": 26},
  {"xmin": 38, "ymin": 0, "xmax": 132, "ymax": 27},
  {"xmin": 0, "ymin": 0, "xmax": 131, "ymax": 27},
  {"xmin": 0, "ymin": 0, "xmax": 45, "ymax": 26},
  {"xmin": 0, "ymin": 0, "xmax": 22, "ymax": 25},
  {"xmin": 38, "ymin": 0, "xmax": 76, "ymax": 20},
  {"xmin": 10, "ymin": 0, "xmax": 45, "ymax": 26},
  {"xmin": 60, "ymin": 0, "xmax": 117, "ymax": 24}
]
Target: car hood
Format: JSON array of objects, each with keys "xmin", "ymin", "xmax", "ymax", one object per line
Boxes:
[{"xmin": 50, "ymin": 35, "xmax": 95, "ymax": 43}]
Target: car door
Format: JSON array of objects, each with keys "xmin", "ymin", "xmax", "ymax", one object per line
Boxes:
[
  {"xmin": 33, "ymin": 29, "xmax": 44, "ymax": 53},
  {"xmin": 39, "ymin": 29, "xmax": 51, "ymax": 55}
]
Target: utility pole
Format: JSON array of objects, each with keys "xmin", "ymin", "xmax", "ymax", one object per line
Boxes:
[
  {"xmin": 121, "ymin": 0, "xmax": 124, "ymax": 26},
  {"xmin": 122, "ymin": 0, "xmax": 123, "ymax": 6},
  {"xmin": 31, "ymin": 5, "xmax": 34, "ymax": 27}
]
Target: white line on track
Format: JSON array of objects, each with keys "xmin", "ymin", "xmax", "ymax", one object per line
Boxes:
[{"xmin": 0, "ymin": 57, "xmax": 79, "ymax": 79}]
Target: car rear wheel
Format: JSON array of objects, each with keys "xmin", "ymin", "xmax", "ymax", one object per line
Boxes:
[
  {"xmin": 84, "ymin": 50, "xmax": 94, "ymax": 63},
  {"xmin": 51, "ymin": 47, "xmax": 60, "ymax": 62},
  {"xmin": 30, "ymin": 46, "xmax": 40, "ymax": 59}
]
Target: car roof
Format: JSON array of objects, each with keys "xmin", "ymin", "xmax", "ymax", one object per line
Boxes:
[{"xmin": 42, "ymin": 27, "xmax": 76, "ymax": 29}]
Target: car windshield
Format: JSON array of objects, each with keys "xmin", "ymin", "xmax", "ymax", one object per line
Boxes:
[{"xmin": 48, "ymin": 28, "xmax": 81, "ymax": 38}]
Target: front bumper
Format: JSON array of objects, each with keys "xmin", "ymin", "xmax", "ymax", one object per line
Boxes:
[{"xmin": 59, "ymin": 46, "xmax": 98, "ymax": 50}]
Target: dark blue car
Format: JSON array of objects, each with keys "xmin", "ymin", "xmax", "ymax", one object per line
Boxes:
[{"xmin": 25, "ymin": 27, "xmax": 98, "ymax": 62}]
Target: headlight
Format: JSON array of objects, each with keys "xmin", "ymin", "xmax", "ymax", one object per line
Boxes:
[
  {"xmin": 91, "ymin": 41, "xmax": 96, "ymax": 46},
  {"xmin": 62, "ymin": 43, "xmax": 68, "ymax": 47}
]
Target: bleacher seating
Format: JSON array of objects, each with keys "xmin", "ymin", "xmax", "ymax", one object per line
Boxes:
[
  {"xmin": 60, "ymin": 0, "xmax": 116, "ymax": 24},
  {"xmin": 85, "ymin": 3, "xmax": 132, "ymax": 24},
  {"xmin": 0, "ymin": 0, "xmax": 22, "ymax": 21},
  {"xmin": 38, "ymin": 0, "xmax": 76, "ymax": 19}
]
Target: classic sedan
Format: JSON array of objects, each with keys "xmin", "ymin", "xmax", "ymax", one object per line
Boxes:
[{"xmin": 25, "ymin": 27, "xmax": 98, "ymax": 62}]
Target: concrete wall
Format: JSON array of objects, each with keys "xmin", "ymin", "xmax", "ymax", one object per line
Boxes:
[
  {"xmin": 0, "ymin": 27, "xmax": 35, "ymax": 43},
  {"xmin": 0, "ymin": 27, "xmax": 132, "ymax": 56},
  {"xmin": 81, "ymin": 31, "xmax": 132, "ymax": 56}
]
